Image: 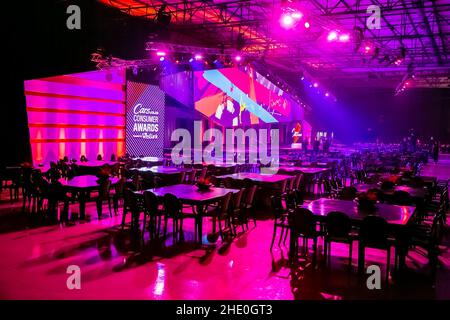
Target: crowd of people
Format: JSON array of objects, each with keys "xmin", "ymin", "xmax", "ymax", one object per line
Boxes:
[{"xmin": 399, "ymin": 129, "xmax": 445, "ymax": 164}]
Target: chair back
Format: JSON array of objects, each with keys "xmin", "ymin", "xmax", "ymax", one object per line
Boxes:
[
  {"xmin": 288, "ymin": 208, "xmax": 316, "ymax": 237},
  {"xmin": 110, "ymin": 154, "xmax": 116, "ymax": 161},
  {"xmin": 294, "ymin": 174, "xmax": 303, "ymax": 190},
  {"xmin": 390, "ymin": 190, "xmax": 412, "ymax": 205},
  {"xmin": 232, "ymin": 188, "xmax": 245, "ymax": 211},
  {"xmin": 242, "ymin": 178, "xmax": 253, "ymax": 188},
  {"xmin": 368, "ymin": 188, "xmax": 383, "ymax": 202},
  {"xmin": 326, "ymin": 211, "xmax": 352, "ymax": 237},
  {"xmin": 97, "ymin": 154, "xmax": 103, "ymax": 161},
  {"xmin": 339, "ymin": 186, "xmax": 357, "ymax": 200},
  {"xmin": 244, "ymin": 184, "xmax": 257, "ymax": 207},
  {"xmin": 143, "ymin": 191, "xmax": 159, "ymax": 215},
  {"xmin": 163, "ymin": 193, "xmax": 182, "ymax": 217},
  {"xmin": 123, "ymin": 188, "xmax": 140, "ymax": 214},
  {"xmin": 114, "ymin": 177, "xmax": 126, "ymax": 196},
  {"xmin": 359, "ymin": 215, "xmax": 389, "ymax": 246},
  {"xmin": 98, "ymin": 179, "xmax": 111, "ymax": 198},
  {"xmin": 271, "ymin": 195, "xmax": 284, "ymax": 217},
  {"xmin": 186, "ymin": 170, "xmax": 197, "ymax": 184},
  {"xmin": 178, "ymin": 171, "xmax": 186, "ymax": 184},
  {"xmin": 198, "ymin": 167, "xmax": 207, "ymax": 181},
  {"xmin": 219, "ymin": 192, "xmax": 233, "ymax": 215},
  {"xmin": 223, "ymin": 177, "xmax": 234, "ymax": 189}
]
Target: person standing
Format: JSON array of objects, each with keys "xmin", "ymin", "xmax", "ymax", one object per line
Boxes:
[{"xmin": 432, "ymin": 139, "xmax": 440, "ymax": 164}]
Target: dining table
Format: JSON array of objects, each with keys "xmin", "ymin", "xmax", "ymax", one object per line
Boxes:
[
  {"xmin": 59, "ymin": 175, "xmax": 120, "ymax": 220},
  {"xmin": 77, "ymin": 161, "xmax": 118, "ymax": 168},
  {"xmin": 302, "ymin": 198, "xmax": 416, "ymax": 272},
  {"xmin": 354, "ymin": 183, "xmax": 428, "ymax": 200},
  {"xmin": 135, "ymin": 184, "xmax": 239, "ymax": 245},
  {"xmin": 277, "ymin": 166, "xmax": 331, "ymax": 175},
  {"xmin": 216, "ymin": 172, "xmax": 292, "ymax": 185},
  {"xmin": 132, "ymin": 166, "xmax": 191, "ymax": 176}
]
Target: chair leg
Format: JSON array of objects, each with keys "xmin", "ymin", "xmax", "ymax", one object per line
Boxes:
[
  {"xmin": 270, "ymin": 222, "xmax": 278, "ymax": 251},
  {"xmin": 96, "ymin": 200, "xmax": 102, "ymax": 219},
  {"xmin": 108, "ymin": 198, "xmax": 112, "ymax": 217},
  {"xmin": 121, "ymin": 210, "xmax": 127, "ymax": 229},
  {"xmin": 113, "ymin": 197, "xmax": 119, "ymax": 216},
  {"xmin": 278, "ymin": 227, "xmax": 285, "ymax": 246},
  {"xmin": 386, "ymin": 247, "xmax": 391, "ymax": 282},
  {"xmin": 349, "ymin": 241, "xmax": 353, "ymax": 268},
  {"xmin": 313, "ymin": 237, "xmax": 317, "ymax": 266},
  {"xmin": 163, "ymin": 215, "xmax": 168, "ymax": 240},
  {"xmin": 283, "ymin": 228, "xmax": 289, "ymax": 245},
  {"xmin": 142, "ymin": 214, "xmax": 147, "ymax": 238}
]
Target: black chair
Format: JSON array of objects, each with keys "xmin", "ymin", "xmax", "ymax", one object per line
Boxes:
[
  {"xmin": 368, "ymin": 188, "xmax": 384, "ymax": 203},
  {"xmin": 95, "ymin": 179, "xmax": 112, "ymax": 218},
  {"xmin": 111, "ymin": 177, "xmax": 126, "ymax": 215},
  {"xmin": 229, "ymin": 188, "xmax": 246, "ymax": 234},
  {"xmin": 110, "ymin": 154, "xmax": 116, "ymax": 162},
  {"xmin": 163, "ymin": 193, "xmax": 196, "ymax": 243},
  {"xmin": 389, "ymin": 190, "xmax": 412, "ymax": 205},
  {"xmin": 205, "ymin": 192, "xmax": 233, "ymax": 242},
  {"xmin": 288, "ymin": 208, "xmax": 322, "ymax": 265},
  {"xmin": 269, "ymin": 195, "xmax": 289, "ymax": 251},
  {"xmin": 185, "ymin": 170, "xmax": 197, "ymax": 184},
  {"xmin": 324, "ymin": 211, "xmax": 357, "ymax": 267},
  {"xmin": 2, "ymin": 167, "xmax": 21, "ymax": 203},
  {"xmin": 241, "ymin": 184, "xmax": 258, "ymax": 228},
  {"xmin": 143, "ymin": 191, "xmax": 164, "ymax": 239},
  {"xmin": 122, "ymin": 189, "xmax": 141, "ymax": 231},
  {"xmin": 222, "ymin": 177, "xmax": 235, "ymax": 189},
  {"xmin": 339, "ymin": 186, "xmax": 357, "ymax": 200},
  {"xmin": 97, "ymin": 154, "xmax": 103, "ymax": 161},
  {"xmin": 407, "ymin": 212, "xmax": 441, "ymax": 278},
  {"xmin": 358, "ymin": 216, "xmax": 394, "ymax": 280}
]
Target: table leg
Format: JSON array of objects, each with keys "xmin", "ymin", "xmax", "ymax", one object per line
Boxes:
[
  {"xmin": 358, "ymin": 244, "xmax": 365, "ymax": 273},
  {"xmin": 79, "ymin": 191, "xmax": 86, "ymax": 220},
  {"xmin": 196, "ymin": 204, "xmax": 204, "ymax": 245}
]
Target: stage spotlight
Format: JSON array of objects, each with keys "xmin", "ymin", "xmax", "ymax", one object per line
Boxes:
[
  {"xmin": 291, "ymin": 12, "xmax": 303, "ymax": 19},
  {"xmin": 325, "ymin": 92, "xmax": 329, "ymax": 97},
  {"xmin": 300, "ymin": 76, "xmax": 305, "ymax": 80},
  {"xmin": 339, "ymin": 34, "xmax": 350, "ymax": 42},
  {"xmin": 327, "ymin": 31, "xmax": 338, "ymax": 41},
  {"xmin": 281, "ymin": 14, "xmax": 294, "ymax": 28},
  {"xmin": 159, "ymin": 57, "xmax": 165, "ymax": 62},
  {"xmin": 189, "ymin": 58, "xmax": 194, "ymax": 63},
  {"xmin": 313, "ymin": 82, "xmax": 318, "ymax": 88},
  {"xmin": 304, "ymin": 22, "xmax": 310, "ymax": 29},
  {"xmin": 234, "ymin": 55, "xmax": 242, "ymax": 62},
  {"xmin": 156, "ymin": 51, "xmax": 166, "ymax": 57},
  {"xmin": 194, "ymin": 54, "xmax": 203, "ymax": 61}
]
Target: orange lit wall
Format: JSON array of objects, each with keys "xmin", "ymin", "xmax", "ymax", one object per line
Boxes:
[{"xmin": 25, "ymin": 70, "xmax": 126, "ymax": 164}]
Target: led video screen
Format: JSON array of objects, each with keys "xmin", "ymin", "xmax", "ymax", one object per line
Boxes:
[
  {"xmin": 126, "ymin": 81, "xmax": 165, "ymax": 158},
  {"xmin": 194, "ymin": 67, "xmax": 295, "ymax": 127}
]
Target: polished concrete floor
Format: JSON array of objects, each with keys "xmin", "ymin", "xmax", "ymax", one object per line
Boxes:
[{"xmin": 0, "ymin": 157, "xmax": 449, "ymax": 300}]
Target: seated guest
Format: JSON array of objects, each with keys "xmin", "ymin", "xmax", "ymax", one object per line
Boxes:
[{"xmin": 80, "ymin": 155, "xmax": 88, "ymax": 162}]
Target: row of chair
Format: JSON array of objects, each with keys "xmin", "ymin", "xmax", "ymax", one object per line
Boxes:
[{"xmin": 121, "ymin": 183, "xmax": 258, "ymax": 244}]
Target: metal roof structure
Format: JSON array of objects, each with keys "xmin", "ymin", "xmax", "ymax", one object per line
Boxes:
[{"xmin": 100, "ymin": 0, "xmax": 450, "ymax": 89}]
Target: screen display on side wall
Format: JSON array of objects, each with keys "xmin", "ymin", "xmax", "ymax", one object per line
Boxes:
[
  {"xmin": 194, "ymin": 67, "xmax": 295, "ymax": 127},
  {"xmin": 126, "ymin": 81, "xmax": 165, "ymax": 158}
]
